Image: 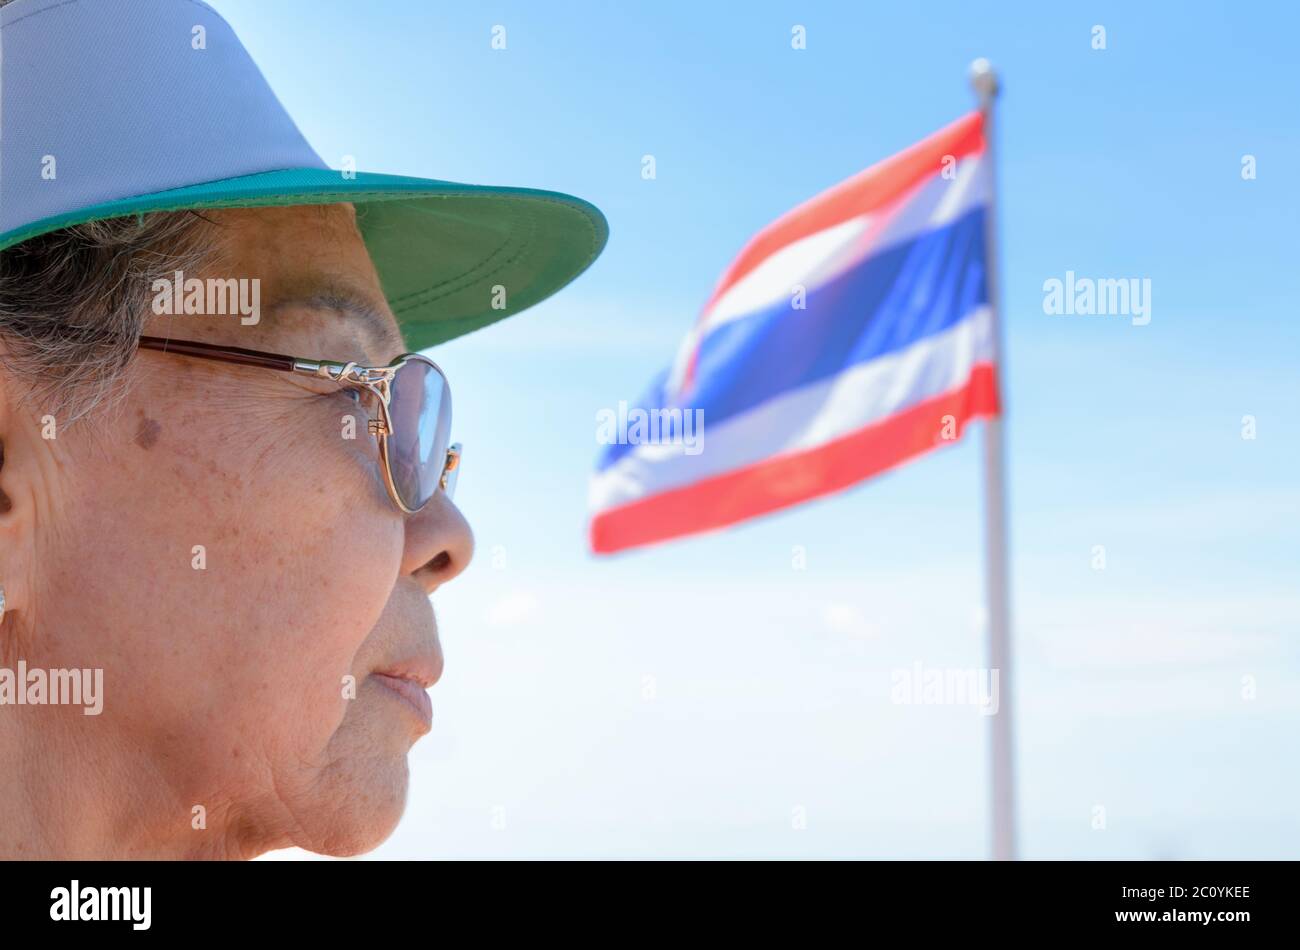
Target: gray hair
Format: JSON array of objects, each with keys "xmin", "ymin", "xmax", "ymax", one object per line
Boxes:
[
  {"xmin": 0, "ymin": 212, "xmax": 213, "ymax": 422},
  {"xmin": 0, "ymin": 2, "xmax": 218, "ymax": 420}
]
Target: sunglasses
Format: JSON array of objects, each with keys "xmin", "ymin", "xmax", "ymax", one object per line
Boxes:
[{"xmin": 137, "ymin": 335, "xmax": 460, "ymax": 513}]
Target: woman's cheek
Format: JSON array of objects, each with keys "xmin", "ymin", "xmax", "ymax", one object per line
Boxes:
[{"xmin": 272, "ymin": 395, "xmax": 391, "ymax": 510}]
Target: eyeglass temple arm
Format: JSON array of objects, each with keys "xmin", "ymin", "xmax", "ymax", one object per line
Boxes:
[
  {"xmin": 136, "ymin": 335, "xmax": 373, "ymax": 384},
  {"xmin": 137, "ymin": 335, "xmax": 298, "ymax": 373}
]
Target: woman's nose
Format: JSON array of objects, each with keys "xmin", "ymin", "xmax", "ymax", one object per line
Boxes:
[{"xmin": 402, "ymin": 491, "xmax": 474, "ymax": 595}]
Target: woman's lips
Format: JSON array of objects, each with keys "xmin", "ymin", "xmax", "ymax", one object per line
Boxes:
[{"xmin": 372, "ymin": 672, "xmax": 433, "ymax": 728}]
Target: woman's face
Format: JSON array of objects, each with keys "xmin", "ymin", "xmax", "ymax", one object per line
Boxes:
[{"xmin": 3, "ymin": 205, "xmax": 473, "ymax": 858}]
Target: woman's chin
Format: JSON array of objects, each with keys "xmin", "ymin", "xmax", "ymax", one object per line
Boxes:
[{"xmin": 286, "ymin": 753, "xmax": 411, "ymax": 858}]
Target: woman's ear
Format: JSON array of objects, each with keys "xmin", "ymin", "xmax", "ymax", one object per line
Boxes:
[
  {"xmin": 0, "ymin": 382, "xmax": 39, "ymax": 632},
  {"xmin": 0, "ymin": 439, "xmax": 11, "ymax": 516}
]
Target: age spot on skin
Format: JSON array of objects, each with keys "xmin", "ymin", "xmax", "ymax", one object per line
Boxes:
[{"xmin": 135, "ymin": 416, "xmax": 162, "ymax": 450}]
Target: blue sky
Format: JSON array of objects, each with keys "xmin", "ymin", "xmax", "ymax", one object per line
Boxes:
[{"xmin": 211, "ymin": 0, "xmax": 1300, "ymax": 858}]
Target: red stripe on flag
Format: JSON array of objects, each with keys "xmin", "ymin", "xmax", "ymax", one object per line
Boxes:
[
  {"xmin": 589, "ymin": 363, "xmax": 1000, "ymax": 554},
  {"xmin": 700, "ymin": 111, "xmax": 986, "ymax": 314}
]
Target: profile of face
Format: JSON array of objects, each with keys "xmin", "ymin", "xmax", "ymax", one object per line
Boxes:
[{"xmin": 0, "ymin": 205, "xmax": 473, "ymax": 859}]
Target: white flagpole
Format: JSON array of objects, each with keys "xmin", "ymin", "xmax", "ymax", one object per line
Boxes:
[{"xmin": 970, "ymin": 58, "xmax": 1017, "ymax": 861}]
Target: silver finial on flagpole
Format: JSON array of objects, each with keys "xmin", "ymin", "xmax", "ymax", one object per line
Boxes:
[{"xmin": 969, "ymin": 58, "xmax": 999, "ymax": 107}]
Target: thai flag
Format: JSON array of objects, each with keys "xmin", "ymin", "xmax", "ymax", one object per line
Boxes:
[{"xmin": 590, "ymin": 111, "xmax": 1000, "ymax": 554}]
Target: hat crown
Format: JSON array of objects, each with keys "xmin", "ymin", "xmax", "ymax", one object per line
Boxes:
[{"xmin": 0, "ymin": 0, "xmax": 325, "ymax": 236}]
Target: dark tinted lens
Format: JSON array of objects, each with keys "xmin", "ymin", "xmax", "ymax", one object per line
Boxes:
[{"xmin": 386, "ymin": 357, "xmax": 451, "ymax": 511}]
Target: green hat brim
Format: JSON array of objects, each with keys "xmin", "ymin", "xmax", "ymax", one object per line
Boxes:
[{"xmin": 0, "ymin": 168, "xmax": 608, "ymax": 351}]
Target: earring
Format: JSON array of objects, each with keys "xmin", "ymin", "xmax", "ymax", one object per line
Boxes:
[{"xmin": 0, "ymin": 586, "xmax": 5, "ymax": 624}]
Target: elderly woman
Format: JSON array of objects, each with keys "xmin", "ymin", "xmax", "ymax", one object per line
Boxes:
[{"xmin": 0, "ymin": 0, "xmax": 605, "ymax": 858}]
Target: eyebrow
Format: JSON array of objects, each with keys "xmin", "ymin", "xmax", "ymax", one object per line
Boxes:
[{"xmin": 268, "ymin": 289, "xmax": 404, "ymax": 361}]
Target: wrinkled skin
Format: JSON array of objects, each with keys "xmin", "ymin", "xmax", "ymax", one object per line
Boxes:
[{"xmin": 0, "ymin": 206, "xmax": 473, "ymax": 858}]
